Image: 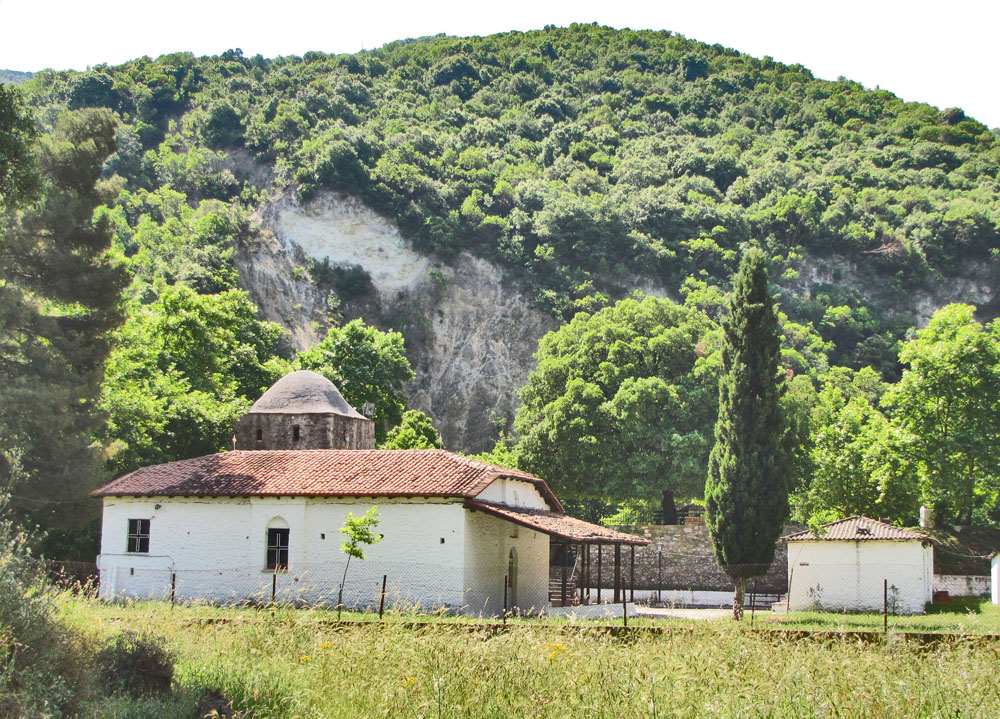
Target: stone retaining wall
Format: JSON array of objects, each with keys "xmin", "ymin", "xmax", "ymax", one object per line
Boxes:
[{"xmin": 587, "ymin": 523, "xmax": 805, "ymax": 594}]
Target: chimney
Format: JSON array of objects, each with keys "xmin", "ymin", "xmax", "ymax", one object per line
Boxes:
[{"xmin": 920, "ymin": 505, "xmax": 934, "ymax": 529}]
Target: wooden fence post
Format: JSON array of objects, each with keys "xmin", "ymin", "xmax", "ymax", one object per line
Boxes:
[
  {"xmin": 379, "ymin": 574, "xmax": 387, "ymax": 620},
  {"xmin": 883, "ymin": 579, "xmax": 888, "ymax": 633}
]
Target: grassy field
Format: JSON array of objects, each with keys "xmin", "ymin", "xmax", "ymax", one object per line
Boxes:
[
  {"xmin": 61, "ymin": 597, "xmax": 1000, "ymax": 719},
  {"xmin": 765, "ymin": 598, "xmax": 1000, "ymax": 635}
]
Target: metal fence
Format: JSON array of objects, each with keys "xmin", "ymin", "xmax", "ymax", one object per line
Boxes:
[
  {"xmin": 785, "ymin": 562, "xmax": 931, "ymax": 616},
  {"xmin": 98, "ymin": 559, "xmax": 562, "ymax": 617}
]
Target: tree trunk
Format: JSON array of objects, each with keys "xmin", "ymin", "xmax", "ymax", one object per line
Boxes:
[
  {"xmin": 732, "ymin": 577, "xmax": 746, "ymax": 621},
  {"xmin": 338, "ymin": 555, "xmax": 352, "ymax": 620},
  {"xmin": 660, "ymin": 489, "xmax": 677, "ymax": 525}
]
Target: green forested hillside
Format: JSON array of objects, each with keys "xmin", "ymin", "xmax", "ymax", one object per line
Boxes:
[
  {"xmin": 4, "ymin": 25, "xmax": 1000, "ymax": 550},
  {"xmin": 20, "ymin": 25, "xmax": 1000, "ymax": 377},
  {"xmin": 0, "ymin": 69, "xmax": 33, "ymax": 85}
]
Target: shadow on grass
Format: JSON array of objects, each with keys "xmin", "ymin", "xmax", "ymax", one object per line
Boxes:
[{"xmin": 923, "ymin": 597, "xmax": 991, "ymax": 615}]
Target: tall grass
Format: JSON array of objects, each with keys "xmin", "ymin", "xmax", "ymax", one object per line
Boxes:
[{"xmin": 61, "ymin": 598, "xmax": 1000, "ymax": 719}]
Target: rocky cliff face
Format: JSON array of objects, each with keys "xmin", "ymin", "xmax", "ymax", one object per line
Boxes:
[
  {"xmin": 789, "ymin": 254, "xmax": 997, "ymax": 326},
  {"xmin": 236, "ymin": 191, "xmax": 556, "ymax": 452},
  {"xmin": 235, "ymin": 192, "xmax": 998, "ymax": 453}
]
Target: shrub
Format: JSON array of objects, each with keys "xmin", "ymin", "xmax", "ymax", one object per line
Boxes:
[
  {"xmin": 0, "ymin": 510, "xmax": 89, "ymax": 718},
  {"xmin": 95, "ymin": 630, "xmax": 175, "ymax": 698}
]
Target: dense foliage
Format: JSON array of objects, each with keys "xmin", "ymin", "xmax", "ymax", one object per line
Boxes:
[
  {"xmin": 296, "ymin": 319, "xmax": 415, "ymax": 443},
  {"xmin": 2, "ymin": 25, "xmax": 1000, "ymax": 548},
  {"xmin": 19, "ymin": 25, "xmax": 1000, "ymax": 379},
  {"xmin": 380, "ymin": 409, "xmax": 444, "ymax": 449},
  {"xmin": 101, "ymin": 286, "xmax": 290, "ymax": 477},
  {"xmin": 0, "ymin": 100, "xmax": 128, "ymax": 538},
  {"xmin": 514, "ymin": 295, "xmax": 719, "ymax": 507}
]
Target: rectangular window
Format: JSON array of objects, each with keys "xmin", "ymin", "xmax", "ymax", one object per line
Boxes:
[
  {"xmin": 292, "ymin": 426, "xmax": 300, "ymax": 442},
  {"xmin": 267, "ymin": 528, "xmax": 289, "ymax": 570},
  {"xmin": 127, "ymin": 519, "xmax": 150, "ymax": 553}
]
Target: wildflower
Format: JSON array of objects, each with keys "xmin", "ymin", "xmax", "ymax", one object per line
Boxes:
[
  {"xmin": 546, "ymin": 642, "xmax": 565, "ymax": 660},
  {"xmin": 319, "ymin": 642, "xmax": 332, "ymax": 649},
  {"xmin": 300, "ymin": 654, "xmax": 311, "ymax": 662}
]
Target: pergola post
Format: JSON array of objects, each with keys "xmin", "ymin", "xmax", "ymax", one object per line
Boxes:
[
  {"xmin": 613, "ymin": 544, "xmax": 621, "ymax": 603},
  {"xmin": 630, "ymin": 545, "xmax": 635, "ymax": 603},
  {"xmin": 560, "ymin": 543, "xmax": 568, "ymax": 607},
  {"xmin": 581, "ymin": 544, "xmax": 589, "ymax": 604},
  {"xmin": 597, "ymin": 544, "xmax": 602, "ymax": 603}
]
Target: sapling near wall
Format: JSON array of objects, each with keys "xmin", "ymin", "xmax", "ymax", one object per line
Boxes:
[{"xmin": 337, "ymin": 506, "xmax": 382, "ymax": 618}]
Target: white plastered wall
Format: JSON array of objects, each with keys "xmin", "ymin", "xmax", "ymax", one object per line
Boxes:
[
  {"xmin": 473, "ymin": 478, "xmax": 550, "ymax": 509},
  {"xmin": 462, "ymin": 508, "xmax": 549, "ymax": 616},
  {"xmin": 992, "ymin": 556, "xmax": 999, "ymax": 605},
  {"xmin": 97, "ymin": 496, "xmax": 471, "ymax": 609},
  {"xmin": 786, "ymin": 539, "xmax": 934, "ymax": 614}
]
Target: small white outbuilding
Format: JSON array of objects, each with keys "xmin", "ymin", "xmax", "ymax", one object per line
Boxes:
[
  {"xmin": 784, "ymin": 516, "xmax": 933, "ymax": 615},
  {"xmin": 992, "ymin": 554, "xmax": 999, "ymax": 605}
]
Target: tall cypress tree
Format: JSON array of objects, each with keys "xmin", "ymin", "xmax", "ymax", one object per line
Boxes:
[{"xmin": 704, "ymin": 248, "xmax": 788, "ymax": 620}]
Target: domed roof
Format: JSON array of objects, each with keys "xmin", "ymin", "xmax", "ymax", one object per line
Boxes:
[{"xmin": 249, "ymin": 370, "xmax": 367, "ymax": 419}]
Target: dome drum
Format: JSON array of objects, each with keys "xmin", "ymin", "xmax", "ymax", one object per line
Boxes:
[
  {"xmin": 234, "ymin": 412, "xmax": 374, "ymax": 450},
  {"xmin": 235, "ymin": 370, "xmax": 375, "ymax": 450}
]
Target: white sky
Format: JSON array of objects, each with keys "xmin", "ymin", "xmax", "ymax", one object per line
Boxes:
[{"xmin": 1, "ymin": 0, "xmax": 997, "ymax": 129}]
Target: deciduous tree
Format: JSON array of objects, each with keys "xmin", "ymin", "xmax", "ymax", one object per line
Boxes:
[
  {"xmin": 296, "ymin": 319, "xmax": 415, "ymax": 443},
  {"xmin": 380, "ymin": 409, "xmax": 443, "ymax": 450},
  {"xmin": 514, "ymin": 295, "xmax": 719, "ymax": 511},
  {"xmin": 883, "ymin": 304, "xmax": 1000, "ymax": 524}
]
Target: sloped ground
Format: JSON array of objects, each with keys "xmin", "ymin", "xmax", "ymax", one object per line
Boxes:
[{"xmin": 923, "ymin": 526, "xmax": 1000, "ymax": 575}]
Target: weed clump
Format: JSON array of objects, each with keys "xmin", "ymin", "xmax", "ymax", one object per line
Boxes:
[{"xmin": 95, "ymin": 630, "xmax": 174, "ymax": 697}]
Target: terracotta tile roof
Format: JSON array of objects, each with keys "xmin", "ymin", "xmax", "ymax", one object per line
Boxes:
[
  {"xmin": 783, "ymin": 516, "xmax": 929, "ymax": 542},
  {"xmin": 93, "ymin": 450, "xmax": 562, "ymax": 512},
  {"xmin": 465, "ymin": 500, "xmax": 649, "ymax": 545}
]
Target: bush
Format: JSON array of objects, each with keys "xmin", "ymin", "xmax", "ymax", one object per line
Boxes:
[
  {"xmin": 0, "ymin": 511, "xmax": 89, "ymax": 718},
  {"xmin": 95, "ymin": 630, "xmax": 175, "ymax": 698}
]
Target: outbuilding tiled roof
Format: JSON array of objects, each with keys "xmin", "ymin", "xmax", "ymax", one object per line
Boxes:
[
  {"xmin": 92, "ymin": 449, "xmax": 563, "ymax": 512},
  {"xmin": 465, "ymin": 500, "xmax": 649, "ymax": 545},
  {"xmin": 783, "ymin": 516, "xmax": 929, "ymax": 542}
]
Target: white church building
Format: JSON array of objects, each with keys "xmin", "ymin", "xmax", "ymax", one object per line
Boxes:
[{"xmin": 93, "ymin": 371, "xmax": 645, "ymax": 614}]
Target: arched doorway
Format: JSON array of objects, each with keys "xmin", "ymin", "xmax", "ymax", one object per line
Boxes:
[{"xmin": 507, "ymin": 548, "xmax": 518, "ymax": 609}]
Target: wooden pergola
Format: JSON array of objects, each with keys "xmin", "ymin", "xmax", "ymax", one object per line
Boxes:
[{"xmin": 465, "ymin": 500, "xmax": 650, "ymax": 607}]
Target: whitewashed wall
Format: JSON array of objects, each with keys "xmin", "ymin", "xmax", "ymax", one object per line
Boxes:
[
  {"xmin": 992, "ymin": 556, "xmax": 998, "ymax": 605},
  {"xmin": 786, "ymin": 540, "xmax": 933, "ymax": 615},
  {"xmin": 473, "ymin": 478, "xmax": 549, "ymax": 509},
  {"xmin": 98, "ymin": 496, "xmax": 510, "ymax": 611},
  {"xmin": 933, "ymin": 575, "xmax": 991, "ymax": 598},
  {"xmin": 462, "ymin": 508, "xmax": 549, "ymax": 616}
]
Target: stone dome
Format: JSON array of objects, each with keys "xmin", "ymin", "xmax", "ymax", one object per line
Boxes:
[{"xmin": 249, "ymin": 370, "xmax": 366, "ymax": 419}]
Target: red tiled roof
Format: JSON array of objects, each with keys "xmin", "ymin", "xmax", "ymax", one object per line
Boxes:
[
  {"xmin": 465, "ymin": 500, "xmax": 649, "ymax": 545},
  {"xmin": 783, "ymin": 516, "xmax": 929, "ymax": 542},
  {"xmin": 92, "ymin": 449, "xmax": 563, "ymax": 512}
]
